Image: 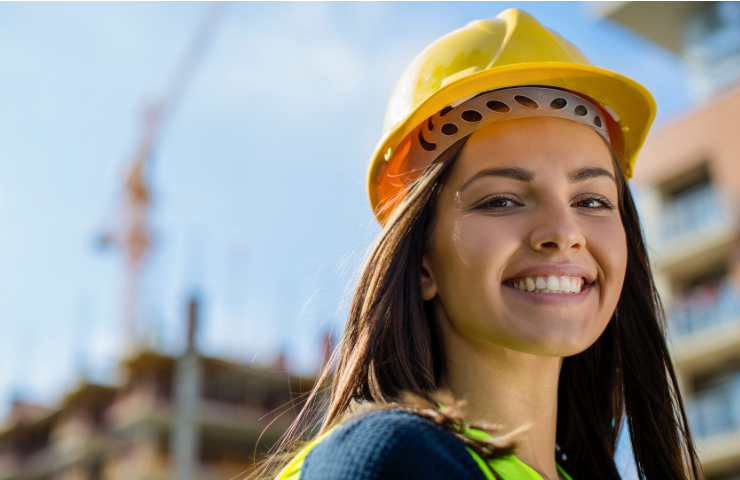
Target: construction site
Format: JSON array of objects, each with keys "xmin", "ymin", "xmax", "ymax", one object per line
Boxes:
[
  {"xmin": 0, "ymin": 302, "xmax": 322, "ymax": 480},
  {"xmin": 1, "ymin": 2, "xmax": 739, "ymax": 479},
  {"xmin": 0, "ymin": 5, "xmax": 322, "ymax": 480}
]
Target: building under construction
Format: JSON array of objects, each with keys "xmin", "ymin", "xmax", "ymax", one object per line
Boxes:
[
  {"xmin": 604, "ymin": 2, "xmax": 740, "ymax": 478},
  {"xmin": 0, "ymin": 300, "xmax": 320, "ymax": 480},
  {"xmin": 0, "ymin": 6, "xmax": 328, "ymax": 480}
]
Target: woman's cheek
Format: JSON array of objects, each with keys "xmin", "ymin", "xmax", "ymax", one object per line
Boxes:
[
  {"xmin": 588, "ymin": 218, "xmax": 628, "ymax": 306},
  {"xmin": 450, "ymin": 218, "xmax": 519, "ymax": 314},
  {"xmin": 453, "ymin": 219, "xmax": 512, "ymax": 288},
  {"xmin": 433, "ymin": 217, "xmax": 497, "ymax": 304}
]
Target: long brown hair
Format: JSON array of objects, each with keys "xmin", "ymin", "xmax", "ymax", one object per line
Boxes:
[{"xmin": 253, "ymin": 138, "xmax": 703, "ymax": 480}]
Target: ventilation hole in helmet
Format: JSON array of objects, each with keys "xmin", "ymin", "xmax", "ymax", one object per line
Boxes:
[
  {"xmin": 418, "ymin": 129, "xmax": 436, "ymax": 151},
  {"xmin": 461, "ymin": 110, "xmax": 483, "ymax": 122},
  {"xmin": 575, "ymin": 105, "xmax": 588, "ymax": 116},
  {"xmin": 441, "ymin": 123, "xmax": 459, "ymax": 136},
  {"xmin": 440, "ymin": 106, "xmax": 453, "ymax": 117},
  {"xmin": 550, "ymin": 98, "xmax": 567, "ymax": 110},
  {"xmin": 594, "ymin": 116, "xmax": 602, "ymax": 128},
  {"xmin": 427, "ymin": 117, "xmax": 434, "ymax": 131},
  {"xmin": 514, "ymin": 95, "xmax": 539, "ymax": 109},
  {"xmin": 486, "ymin": 100, "xmax": 510, "ymax": 113}
]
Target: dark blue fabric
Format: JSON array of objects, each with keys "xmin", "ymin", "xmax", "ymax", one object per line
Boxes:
[{"xmin": 300, "ymin": 410, "xmax": 489, "ymax": 480}]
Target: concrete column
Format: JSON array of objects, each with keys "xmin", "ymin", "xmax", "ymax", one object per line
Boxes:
[{"xmin": 171, "ymin": 297, "xmax": 202, "ymax": 480}]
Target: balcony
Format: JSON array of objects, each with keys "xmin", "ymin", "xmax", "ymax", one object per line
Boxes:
[
  {"xmin": 684, "ymin": 1, "xmax": 740, "ymax": 97},
  {"xmin": 671, "ymin": 280, "xmax": 740, "ymax": 337},
  {"xmin": 653, "ymin": 184, "xmax": 738, "ymax": 278},
  {"xmin": 659, "ymin": 184, "xmax": 728, "ymax": 242},
  {"xmin": 687, "ymin": 375, "xmax": 740, "ymax": 474},
  {"xmin": 688, "ymin": 375, "xmax": 740, "ymax": 438},
  {"xmin": 669, "ymin": 279, "xmax": 740, "ymax": 373}
]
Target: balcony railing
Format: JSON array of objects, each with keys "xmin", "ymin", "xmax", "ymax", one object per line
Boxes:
[
  {"xmin": 670, "ymin": 279, "xmax": 740, "ymax": 337},
  {"xmin": 687, "ymin": 374, "xmax": 740, "ymax": 439},
  {"xmin": 658, "ymin": 184, "xmax": 730, "ymax": 242}
]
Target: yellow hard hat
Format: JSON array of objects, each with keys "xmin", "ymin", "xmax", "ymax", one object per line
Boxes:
[{"xmin": 368, "ymin": 8, "xmax": 656, "ymax": 224}]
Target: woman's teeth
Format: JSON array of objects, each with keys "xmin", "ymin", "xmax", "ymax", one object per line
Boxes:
[{"xmin": 506, "ymin": 275, "xmax": 584, "ymax": 294}]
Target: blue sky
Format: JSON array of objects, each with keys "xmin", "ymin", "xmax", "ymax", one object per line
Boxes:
[{"xmin": 0, "ymin": 0, "xmax": 691, "ymax": 429}]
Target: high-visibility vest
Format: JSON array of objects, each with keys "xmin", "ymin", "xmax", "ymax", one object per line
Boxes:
[{"xmin": 275, "ymin": 421, "xmax": 574, "ymax": 480}]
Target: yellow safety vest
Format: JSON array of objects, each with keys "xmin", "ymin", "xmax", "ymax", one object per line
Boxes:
[{"xmin": 275, "ymin": 420, "xmax": 574, "ymax": 480}]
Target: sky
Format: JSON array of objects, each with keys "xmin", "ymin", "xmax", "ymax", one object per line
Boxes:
[{"xmin": 0, "ymin": 3, "xmax": 693, "ymax": 470}]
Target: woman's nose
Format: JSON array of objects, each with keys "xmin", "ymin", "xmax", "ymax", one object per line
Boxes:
[{"xmin": 529, "ymin": 201, "xmax": 586, "ymax": 254}]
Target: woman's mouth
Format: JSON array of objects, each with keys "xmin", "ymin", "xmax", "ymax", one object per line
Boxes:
[{"xmin": 504, "ymin": 275, "xmax": 587, "ymax": 294}]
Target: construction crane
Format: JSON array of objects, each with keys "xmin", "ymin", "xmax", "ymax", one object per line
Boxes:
[{"xmin": 99, "ymin": 3, "xmax": 226, "ymax": 354}]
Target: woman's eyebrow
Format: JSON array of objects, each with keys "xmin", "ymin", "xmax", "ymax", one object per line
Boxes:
[
  {"xmin": 460, "ymin": 167, "xmax": 535, "ymax": 192},
  {"xmin": 568, "ymin": 167, "xmax": 616, "ymax": 185},
  {"xmin": 459, "ymin": 166, "xmax": 616, "ymax": 192}
]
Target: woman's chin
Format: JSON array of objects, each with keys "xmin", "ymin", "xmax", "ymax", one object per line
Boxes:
[{"xmin": 492, "ymin": 317, "xmax": 609, "ymax": 357}]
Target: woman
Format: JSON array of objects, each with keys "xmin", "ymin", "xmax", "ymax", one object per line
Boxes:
[{"xmin": 258, "ymin": 9, "xmax": 702, "ymax": 480}]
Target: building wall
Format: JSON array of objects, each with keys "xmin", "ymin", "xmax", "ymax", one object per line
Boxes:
[
  {"xmin": 0, "ymin": 354, "xmax": 316, "ymax": 480},
  {"xmin": 635, "ymin": 86, "xmax": 740, "ymax": 210},
  {"xmin": 633, "ymin": 86, "xmax": 740, "ymax": 478}
]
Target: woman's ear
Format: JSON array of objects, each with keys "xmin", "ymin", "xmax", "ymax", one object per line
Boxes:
[{"xmin": 420, "ymin": 254, "xmax": 438, "ymax": 301}]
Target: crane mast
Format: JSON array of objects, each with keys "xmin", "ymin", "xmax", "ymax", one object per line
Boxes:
[{"xmin": 100, "ymin": 4, "xmax": 225, "ymax": 354}]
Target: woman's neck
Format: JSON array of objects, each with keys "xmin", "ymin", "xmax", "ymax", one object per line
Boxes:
[{"xmin": 440, "ymin": 327, "xmax": 563, "ymax": 480}]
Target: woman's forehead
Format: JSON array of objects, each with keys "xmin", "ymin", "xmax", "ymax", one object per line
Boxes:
[{"xmin": 450, "ymin": 117, "xmax": 615, "ymax": 186}]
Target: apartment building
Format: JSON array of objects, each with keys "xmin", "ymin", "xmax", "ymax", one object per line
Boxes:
[
  {"xmin": 604, "ymin": 2, "xmax": 740, "ymax": 478},
  {"xmin": 0, "ymin": 300, "xmax": 319, "ymax": 480}
]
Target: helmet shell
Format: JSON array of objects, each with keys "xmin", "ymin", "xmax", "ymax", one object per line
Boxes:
[{"xmin": 368, "ymin": 8, "xmax": 656, "ymax": 224}]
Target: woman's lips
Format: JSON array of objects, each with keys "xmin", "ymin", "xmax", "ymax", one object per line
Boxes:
[
  {"xmin": 502, "ymin": 277, "xmax": 594, "ymax": 304},
  {"xmin": 504, "ymin": 265, "xmax": 596, "ymax": 285},
  {"xmin": 505, "ymin": 275, "xmax": 585, "ymax": 294}
]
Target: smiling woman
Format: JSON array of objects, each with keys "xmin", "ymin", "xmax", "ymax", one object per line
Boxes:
[
  {"xmin": 422, "ymin": 117, "xmax": 626, "ymax": 362},
  {"xmin": 251, "ymin": 8, "xmax": 703, "ymax": 480}
]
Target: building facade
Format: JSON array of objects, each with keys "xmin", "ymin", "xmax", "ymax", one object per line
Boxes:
[
  {"xmin": 605, "ymin": 2, "xmax": 740, "ymax": 478},
  {"xmin": 0, "ymin": 299, "xmax": 319, "ymax": 480}
]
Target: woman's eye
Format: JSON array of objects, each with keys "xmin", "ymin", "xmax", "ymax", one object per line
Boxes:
[
  {"xmin": 573, "ymin": 197, "xmax": 613, "ymax": 210},
  {"xmin": 487, "ymin": 197, "xmax": 518, "ymax": 208},
  {"xmin": 477, "ymin": 196, "xmax": 612, "ymax": 211},
  {"xmin": 576, "ymin": 198, "xmax": 601, "ymax": 208}
]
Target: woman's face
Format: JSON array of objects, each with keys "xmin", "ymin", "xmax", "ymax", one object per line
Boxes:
[{"xmin": 420, "ymin": 116, "xmax": 627, "ymax": 357}]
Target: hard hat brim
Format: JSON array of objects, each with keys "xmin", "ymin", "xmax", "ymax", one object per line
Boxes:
[{"xmin": 367, "ymin": 62, "xmax": 656, "ymax": 224}]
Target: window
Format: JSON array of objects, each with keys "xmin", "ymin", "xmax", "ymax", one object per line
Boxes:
[
  {"xmin": 658, "ymin": 164, "xmax": 727, "ymax": 241},
  {"xmin": 670, "ymin": 266, "xmax": 740, "ymax": 336},
  {"xmin": 685, "ymin": 2, "xmax": 740, "ymax": 96}
]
